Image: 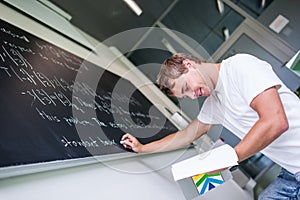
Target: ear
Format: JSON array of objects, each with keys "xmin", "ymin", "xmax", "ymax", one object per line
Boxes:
[{"xmin": 182, "ymin": 59, "xmax": 194, "ymax": 69}]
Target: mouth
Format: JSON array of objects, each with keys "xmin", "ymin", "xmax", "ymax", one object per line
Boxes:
[{"xmin": 195, "ymin": 88, "xmax": 202, "ymax": 98}]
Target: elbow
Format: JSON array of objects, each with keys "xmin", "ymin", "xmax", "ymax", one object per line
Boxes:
[
  {"xmin": 274, "ymin": 118, "xmax": 289, "ymax": 137},
  {"xmin": 280, "ymin": 119, "xmax": 289, "ymax": 133}
]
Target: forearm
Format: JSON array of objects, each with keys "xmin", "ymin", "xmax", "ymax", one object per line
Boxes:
[
  {"xmin": 141, "ymin": 130, "xmax": 194, "ymax": 153},
  {"xmin": 122, "ymin": 119, "xmax": 210, "ymax": 153},
  {"xmin": 141, "ymin": 119, "xmax": 210, "ymax": 153},
  {"xmin": 235, "ymin": 86, "xmax": 289, "ymax": 162},
  {"xmin": 234, "ymin": 119, "xmax": 288, "ymax": 162}
]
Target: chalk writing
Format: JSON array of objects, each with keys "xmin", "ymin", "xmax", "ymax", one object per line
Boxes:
[
  {"xmin": 35, "ymin": 107, "xmax": 61, "ymax": 123},
  {"xmin": 63, "ymin": 116, "xmax": 94, "ymax": 126},
  {"xmin": 61, "ymin": 136, "xmax": 117, "ymax": 148},
  {"xmin": 0, "ymin": 26, "xmax": 30, "ymax": 42},
  {"xmin": 0, "ymin": 19, "xmax": 178, "ymax": 169},
  {"xmin": 2, "ymin": 36, "xmax": 167, "ymax": 129},
  {"xmin": 3, "ymin": 40, "xmax": 35, "ymax": 54},
  {"xmin": 1, "ymin": 45, "xmax": 33, "ymax": 69},
  {"xmin": 91, "ymin": 117, "xmax": 108, "ymax": 127},
  {"xmin": 0, "ymin": 65, "xmax": 11, "ymax": 77},
  {"xmin": 35, "ymin": 41, "xmax": 85, "ymax": 72},
  {"xmin": 21, "ymin": 89, "xmax": 85, "ymax": 114}
]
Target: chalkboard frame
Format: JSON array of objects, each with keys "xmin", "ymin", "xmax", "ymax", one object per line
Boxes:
[{"xmin": 0, "ymin": 6, "xmax": 180, "ymax": 179}]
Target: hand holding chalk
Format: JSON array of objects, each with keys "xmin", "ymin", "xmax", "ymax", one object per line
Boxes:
[
  {"xmin": 120, "ymin": 140, "xmax": 128, "ymax": 148},
  {"xmin": 120, "ymin": 140, "xmax": 125, "ymax": 144},
  {"xmin": 121, "ymin": 133, "xmax": 143, "ymax": 153},
  {"xmin": 120, "ymin": 139, "xmax": 130, "ymax": 149}
]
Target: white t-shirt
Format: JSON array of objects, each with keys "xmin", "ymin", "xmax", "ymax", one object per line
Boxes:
[{"xmin": 198, "ymin": 54, "xmax": 300, "ymax": 174}]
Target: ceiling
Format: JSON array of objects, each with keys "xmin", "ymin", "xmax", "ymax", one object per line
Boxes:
[{"xmin": 49, "ymin": 0, "xmax": 175, "ymax": 42}]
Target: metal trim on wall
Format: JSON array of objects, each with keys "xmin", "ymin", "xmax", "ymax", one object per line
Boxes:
[
  {"xmin": 213, "ymin": 0, "xmax": 296, "ymax": 63},
  {"xmin": 212, "ymin": 18, "xmax": 297, "ymax": 63}
]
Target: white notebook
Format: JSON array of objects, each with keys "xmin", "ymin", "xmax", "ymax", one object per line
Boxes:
[{"xmin": 172, "ymin": 144, "xmax": 238, "ymax": 181}]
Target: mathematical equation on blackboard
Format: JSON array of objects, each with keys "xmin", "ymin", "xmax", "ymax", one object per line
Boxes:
[
  {"xmin": 0, "ymin": 27, "xmax": 173, "ymax": 130},
  {"xmin": 0, "ymin": 19, "xmax": 177, "ymax": 166}
]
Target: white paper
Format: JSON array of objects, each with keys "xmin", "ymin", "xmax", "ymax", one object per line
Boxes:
[
  {"xmin": 269, "ymin": 14, "xmax": 289, "ymax": 34},
  {"xmin": 171, "ymin": 144, "xmax": 238, "ymax": 181}
]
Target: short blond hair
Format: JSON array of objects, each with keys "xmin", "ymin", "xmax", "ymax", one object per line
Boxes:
[{"xmin": 156, "ymin": 53, "xmax": 204, "ymax": 95}]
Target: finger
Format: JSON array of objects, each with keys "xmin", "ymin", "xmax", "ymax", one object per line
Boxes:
[
  {"xmin": 120, "ymin": 138, "xmax": 133, "ymax": 146},
  {"xmin": 121, "ymin": 133, "xmax": 132, "ymax": 140},
  {"xmin": 123, "ymin": 135, "xmax": 135, "ymax": 143},
  {"xmin": 121, "ymin": 134, "xmax": 127, "ymax": 141},
  {"xmin": 123, "ymin": 144, "xmax": 132, "ymax": 149},
  {"xmin": 123, "ymin": 139, "xmax": 133, "ymax": 147}
]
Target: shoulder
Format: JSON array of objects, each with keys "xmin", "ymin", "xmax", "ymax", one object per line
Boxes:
[
  {"xmin": 224, "ymin": 53, "xmax": 262, "ymax": 63},
  {"xmin": 222, "ymin": 53, "xmax": 272, "ymax": 71}
]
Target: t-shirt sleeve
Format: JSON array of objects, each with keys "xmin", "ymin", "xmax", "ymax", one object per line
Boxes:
[{"xmin": 231, "ymin": 54, "xmax": 282, "ymax": 105}]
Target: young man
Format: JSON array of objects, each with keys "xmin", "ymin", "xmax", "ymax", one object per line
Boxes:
[{"xmin": 121, "ymin": 53, "xmax": 300, "ymax": 199}]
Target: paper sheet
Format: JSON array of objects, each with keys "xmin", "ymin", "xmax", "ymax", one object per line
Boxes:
[
  {"xmin": 171, "ymin": 144, "xmax": 238, "ymax": 181},
  {"xmin": 269, "ymin": 14, "xmax": 289, "ymax": 34}
]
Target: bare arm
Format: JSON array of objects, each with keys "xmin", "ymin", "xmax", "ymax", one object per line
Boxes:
[
  {"xmin": 234, "ymin": 86, "xmax": 289, "ymax": 162},
  {"xmin": 122, "ymin": 118, "xmax": 211, "ymax": 153}
]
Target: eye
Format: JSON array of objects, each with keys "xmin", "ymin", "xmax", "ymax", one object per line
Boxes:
[
  {"xmin": 185, "ymin": 83, "xmax": 190, "ymax": 92},
  {"xmin": 181, "ymin": 82, "xmax": 190, "ymax": 98}
]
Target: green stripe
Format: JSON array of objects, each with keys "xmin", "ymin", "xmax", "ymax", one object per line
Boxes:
[
  {"xmin": 195, "ymin": 174, "xmax": 207, "ymax": 187},
  {"xmin": 195, "ymin": 173, "xmax": 221, "ymax": 187}
]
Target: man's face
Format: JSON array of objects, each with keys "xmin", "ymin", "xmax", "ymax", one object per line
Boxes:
[{"xmin": 171, "ymin": 65, "xmax": 212, "ymax": 99}]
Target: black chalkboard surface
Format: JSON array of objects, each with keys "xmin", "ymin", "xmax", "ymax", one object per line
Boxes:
[{"xmin": 0, "ymin": 19, "xmax": 177, "ymax": 177}]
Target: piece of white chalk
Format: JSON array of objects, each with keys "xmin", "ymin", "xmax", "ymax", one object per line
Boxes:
[{"xmin": 120, "ymin": 140, "xmax": 125, "ymax": 144}]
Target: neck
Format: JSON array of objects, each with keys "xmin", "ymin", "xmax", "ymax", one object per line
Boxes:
[{"xmin": 197, "ymin": 63, "xmax": 220, "ymax": 89}]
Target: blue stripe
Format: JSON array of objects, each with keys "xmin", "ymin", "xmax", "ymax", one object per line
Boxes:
[{"xmin": 199, "ymin": 177, "xmax": 224, "ymax": 195}]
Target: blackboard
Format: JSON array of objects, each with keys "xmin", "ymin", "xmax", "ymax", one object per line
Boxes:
[{"xmin": 0, "ymin": 19, "xmax": 178, "ymax": 177}]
